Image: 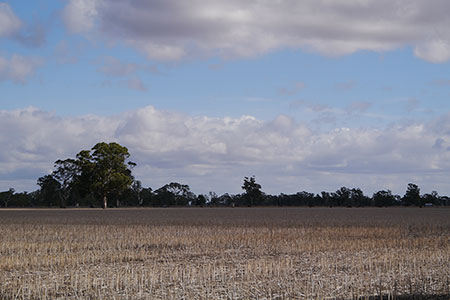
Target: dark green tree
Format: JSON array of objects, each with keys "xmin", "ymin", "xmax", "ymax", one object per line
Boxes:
[
  {"xmin": 296, "ymin": 191, "xmax": 315, "ymax": 206},
  {"xmin": 37, "ymin": 174, "xmax": 61, "ymax": 207},
  {"xmin": 156, "ymin": 182, "xmax": 193, "ymax": 206},
  {"xmin": 53, "ymin": 158, "xmax": 78, "ymax": 207},
  {"xmin": 162, "ymin": 182, "xmax": 194, "ymax": 206},
  {"xmin": 350, "ymin": 188, "xmax": 370, "ymax": 207},
  {"xmin": 9, "ymin": 192, "xmax": 33, "ymax": 207},
  {"xmin": 373, "ymin": 190, "xmax": 396, "ymax": 207},
  {"xmin": 140, "ymin": 187, "xmax": 154, "ymax": 206},
  {"xmin": 218, "ymin": 193, "xmax": 234, "ymax": 206},
  {"xmin": 38, "ymin": 142, "xmax": 136, "ymax": 208},
  {"xmin": 422, "ymin": 191, "xmax": 440, "ymax": 206},
  {"xmin": 403, "ymin": 183, "xmax": 421, "ymax": 206},
  {"xmin": 241, "ymin": 176, "xmax": 263, "ymax": 206},
  {"xmin": 334, "ymin": 187, "xmax": 351, "ymax": 206},
  {"xmin": 74, "ymin": 149, "xmax": 96, "ymax": 200},
  {"xmin": 195, "ymin": 194, "xmax": 207, "ymax": 206},
  {"xmin": 0, "ymin": 188, "xmax": 15, "ymax": 207},
  {"xmin": 321, "ymin": 191, "xmax": 333, "ymax": 207},
  {"xmin": 208, "ymin": 191, "xmax": 219, "ymax": 206},
  {"xmin": 89, "ymin": 142, "xmax": 136, "ymax": 208},
  {"xmin": 129, "ymin": 180, "xmax": 143, "ymax": 206}
]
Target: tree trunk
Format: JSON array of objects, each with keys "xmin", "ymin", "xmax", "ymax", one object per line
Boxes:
[
  {"xmin": 103, "ymin": 195, "xmax": 107, "ymax": 209},
  {"xmin": 4, "ymin": 194, "xmax": 12, "ymax": 208},
  {"xmin": 59, "ymin": 191, "xmax": 68, "ymax": 208}
]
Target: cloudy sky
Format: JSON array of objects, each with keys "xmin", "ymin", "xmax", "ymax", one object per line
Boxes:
[{"xmin": 1, "ymin": 0, "xmax": 450, "ymax": 196}]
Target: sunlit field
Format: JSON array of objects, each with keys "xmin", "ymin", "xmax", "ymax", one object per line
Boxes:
[{"xmin": 0, "ymin": 207, "xmax": 449, "ymax": 300}]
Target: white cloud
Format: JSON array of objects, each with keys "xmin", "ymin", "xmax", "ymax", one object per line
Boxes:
[
  {"xmin": 133, "ymin": 41, "xmax": 187, "ymax": 61},
  {"xmin": 0, "ymin": 54, "xmax": 43, "ymax": 84},
  {"xmin": 62, "ymin": 0, "xmax": 99, "ymax": 33},
  {"xmin": 61, "ymin": 0, "xmax": 450, "ymax": 62},
  {"xmin": 0, "ymin": 3, "xmax": 22, "ymax": 37},
  {"xmin": 1, "ymin": 106, "xmax": 450, "ymax": 196},
  {"xmin": 414, "ymin": 39, "xmax": 450, "ymax": 63}
]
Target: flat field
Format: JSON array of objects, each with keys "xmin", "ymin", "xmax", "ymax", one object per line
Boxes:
[{"xmin": 0, "ymin": 207, "xmax": 449, "ymax": 300}]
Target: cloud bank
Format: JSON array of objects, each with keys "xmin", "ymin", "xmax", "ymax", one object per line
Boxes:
[
  {"xmin": 1, "ymin": 106, "xmax": 450, "ymax": 196},
  {"xmin": 62, "ymin": 0, "xmax": 450, "ymax": 62}
]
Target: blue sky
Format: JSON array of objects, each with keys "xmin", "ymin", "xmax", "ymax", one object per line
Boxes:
[{"xmin": 1, "ymin": 0, "xmax": 450, "ymax": 196}]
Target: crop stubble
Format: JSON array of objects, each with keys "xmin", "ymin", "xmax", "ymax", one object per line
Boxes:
[{"xmin": 0, "ymin": 207, "xmax": 449, "ymax": 299}]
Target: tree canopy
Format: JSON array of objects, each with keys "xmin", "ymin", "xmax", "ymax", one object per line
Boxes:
[
  {"xmin": 0, "ymin": 188, "xmax": 15, "ymax": 208},
  {"xmin": 242, "ymin": 176, "xmax": 263, "ymax": 206},
  {"xmin": 38, "ymin": 142, "xmax": 136, "ymax": 208},
  {"xmin": 89, "ymin": 142, "xmax": 136, "ymax": 208}
]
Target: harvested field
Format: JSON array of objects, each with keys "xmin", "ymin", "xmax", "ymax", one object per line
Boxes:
[{"xmin": 0, "ymin": 207, "xmax": 449, "ymax": 299}]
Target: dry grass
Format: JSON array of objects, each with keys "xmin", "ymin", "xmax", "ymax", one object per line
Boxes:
[{"xmin": 0, "ymin": 207, "xmax": 448, "ymax": 300}]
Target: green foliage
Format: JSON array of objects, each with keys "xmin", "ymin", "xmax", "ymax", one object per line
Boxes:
[
  {"xmin": 9, "ymin": 191, "xmax": 34, "ymax": 207},
  {"xmin": 373, "ymin": 190, "xmax": 396, "ymax": 207},
  {"xmin": 195, "ymin": 194, "xmax": 207, "ymax": 206},
  {"xmin": 155, "ymin": 182, "xmax": 193, "ymax": 206},
  {"xmin": 242, "ymin": 176, "xmax": 263, "ymax": 206},
  {"xmin": 422, "ymin": 191, "xmax": 441, "ymax": 205},
  {"xmin": 53, "ymin": 158, "xmax": 78, "ymax": 207},
  {"xmin": 37, "ymin": 174, "xmax": 61, "ymax": 207},
  {"xmin": 403, "ymin": 183, "xmax": 421, "ymax": 206},
  {"xmin": 36, "ymin": 142, "xmax": 135, "ymax": 208},
  {"xmin": 88, "ymin": 142, "xmax": 135, "ymax": 208},
  {"xmin": 0, "ymin": 188, "xmax": 15, "ymax": 208}
]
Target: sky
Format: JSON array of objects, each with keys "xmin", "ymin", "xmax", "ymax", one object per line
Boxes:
[{"xmin": 1, "ymin": 0, "xmax": 450, "ymax": 197}]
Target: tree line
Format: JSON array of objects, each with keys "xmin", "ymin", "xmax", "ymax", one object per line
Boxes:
[{"xmin": 1, "ymin": 142, "xmax": 449, "ymax": 208}]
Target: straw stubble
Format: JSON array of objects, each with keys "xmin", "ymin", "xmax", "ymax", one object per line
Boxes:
[{"xmin": 0, "ymin": 207, "xmax": 448, "ymax": 299}]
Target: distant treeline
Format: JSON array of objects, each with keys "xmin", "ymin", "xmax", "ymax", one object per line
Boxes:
[
  {"xmin": 1, "ymin": 181, "xmax": 449, "ymax": 208},
  {"xmin": 1, "ymin": 142, "xmax": 449, "ymax": 208}
]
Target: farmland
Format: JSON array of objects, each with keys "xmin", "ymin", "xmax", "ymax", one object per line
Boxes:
[{"xmin": 0, "ymin": 207, "xmax": 449, "ymax": 300}]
